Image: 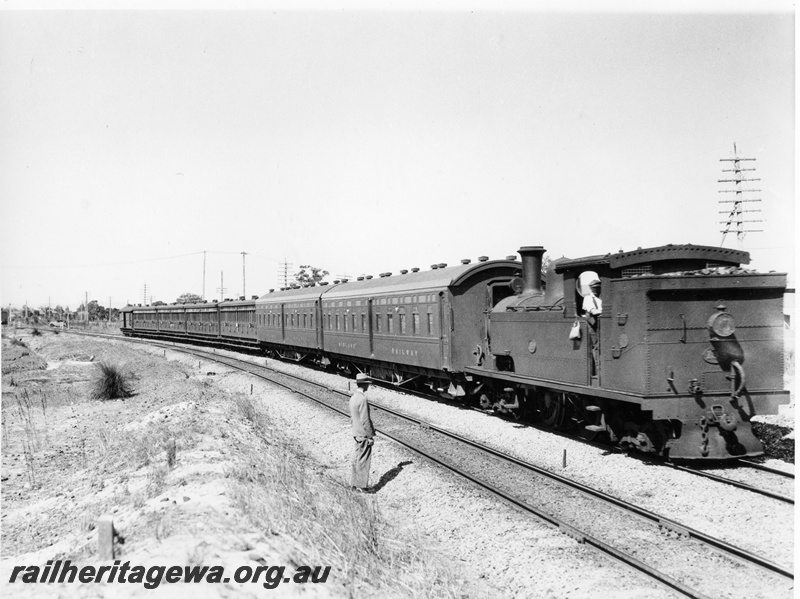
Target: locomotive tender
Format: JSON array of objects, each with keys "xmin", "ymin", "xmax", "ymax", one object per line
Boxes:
[{"xmin": 121, "ymin": 243, "xmax": 789, "ymax": 460}]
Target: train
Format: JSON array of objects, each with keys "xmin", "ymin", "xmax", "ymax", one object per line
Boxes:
[{"xmin": 121, "ymin": 243, "xmax": 790, "ymax": 461}]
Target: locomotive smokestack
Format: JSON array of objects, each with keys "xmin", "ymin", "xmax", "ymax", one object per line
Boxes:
[{"xmin": 518, "ymin": 246, "xmax": 546, "ymax": 296}]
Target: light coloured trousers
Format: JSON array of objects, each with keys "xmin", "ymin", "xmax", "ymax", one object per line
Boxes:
[{"xmin": 351, "ymin": 437, "xmax": 373, "ymax": 489}]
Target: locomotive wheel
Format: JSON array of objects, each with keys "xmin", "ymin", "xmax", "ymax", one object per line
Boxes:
[{"xmin": 537, "ymin": 391, "xmax": 566, "ymax": 429}]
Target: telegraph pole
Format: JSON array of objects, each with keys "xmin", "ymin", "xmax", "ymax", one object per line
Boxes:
[
  {"xmin": 719, "ymin": 143, "xmax": 763, "ymax": 247},
  {"xmin": 277, "ymin": 259, "xmax": 293, "ymax": 288},
  {"xmin": 202, "ymin": 250, "xmax": 207, "ymax": 300},
  {"xmin": 216, "ymin": 271, "xmax": 227, "ymax": 302},
  {"xmin": 241, "ymin": 251, "xmax": 248, "ymax": 298}
]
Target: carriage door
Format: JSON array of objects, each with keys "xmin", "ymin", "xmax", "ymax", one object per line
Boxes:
[
  {"xmin": 438, "ymin": 292, "xmax": 452, "ymax": 370},
  {"xmin": 367, "ymin": 298, "xmax": 374, "ymax": 355},
  {"xmin": 315, "ymin": 300, "xmax": 323, "ymax": 349}
]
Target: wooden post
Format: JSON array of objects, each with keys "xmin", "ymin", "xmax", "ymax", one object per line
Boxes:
[
  {"xmin": 166, "ymin": 438, "xmax": 176, "ymax": 469},
  {"xmin": 562, "ymin": 449, "xmax": 567, "ymax": 468},
  {"xmin": 97, "ymin": 515, "xmax": 115, "ymax": 560}
]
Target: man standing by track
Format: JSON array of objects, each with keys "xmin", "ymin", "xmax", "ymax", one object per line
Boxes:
[{"xmin": 349, "ymin": 373, "xmax": 375, "ymax": 492}]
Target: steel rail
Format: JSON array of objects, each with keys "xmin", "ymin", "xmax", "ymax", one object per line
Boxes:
[
  {"xmin": 737, "ymin": 459, "xmax": 795, "ymax": 479},
  {"xmin": 667, "ymin": 463, "xmax": 793, "ymax": 505}
]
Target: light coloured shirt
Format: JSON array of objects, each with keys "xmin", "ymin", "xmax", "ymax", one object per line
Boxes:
[{"xmin": 582, "ymin": 293, "xmax": 602, "ymax": 316}]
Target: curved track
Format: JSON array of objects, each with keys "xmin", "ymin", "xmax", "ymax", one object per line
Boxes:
[{"xmin": 76, "ymin": 332, "xmax": 794, "ymax": 598}]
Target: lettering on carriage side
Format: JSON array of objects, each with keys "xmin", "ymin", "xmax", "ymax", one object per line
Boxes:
[
  {"xmin": 338, "ymin": 342, "xmax": 357, "ymax": 350},
  {"xmin": 390, "ymin": 348, "xmax": 419, "ymax": 357}
]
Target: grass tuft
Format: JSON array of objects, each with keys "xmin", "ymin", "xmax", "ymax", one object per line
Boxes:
[
  {"xmin": 752, "ymin": 422, "xmax": 795, "ymax": 463},
  {"xmin": 92, "ymin": 362, "xmax": 134, "ymax": 400},
  {"xmin": 227, "ymin": 393, "xmax": 466, "ymax": 598}
]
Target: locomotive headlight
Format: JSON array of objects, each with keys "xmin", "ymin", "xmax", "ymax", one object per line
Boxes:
[{"xmin": 707, "ymin": 312, "xmax": 736, "ymax": 337}]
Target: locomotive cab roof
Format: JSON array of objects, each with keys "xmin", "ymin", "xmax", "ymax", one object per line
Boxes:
[{"xmin": 554, "ymin": 244, "xmax": 750, "ymax": 278}]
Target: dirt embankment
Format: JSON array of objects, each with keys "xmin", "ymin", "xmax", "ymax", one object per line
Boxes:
[{"xmin": 1, "ymin": 331, "xmax": 487, "ymax": 598}]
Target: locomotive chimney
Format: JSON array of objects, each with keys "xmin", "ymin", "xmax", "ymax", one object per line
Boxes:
[{"xmin": 518, "ymin": 246, "xmax": 546, "ymax": 296}]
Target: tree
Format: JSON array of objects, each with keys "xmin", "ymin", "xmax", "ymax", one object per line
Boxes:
[
  {"xmin": 294, "ymin": 265, "xmax": 329, "ymax": 287},
  {"xmin": 88, "ymin": 300, "xmax": 100, "ymax": 321},
  {"xmin": 177, "ymin": 292, "xmax": 202, "ymax": 304}
]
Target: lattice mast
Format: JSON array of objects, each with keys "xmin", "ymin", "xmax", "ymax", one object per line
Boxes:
[{"xmin": 718, "ymin": 143, "xmax": 762, "ymax": 247}]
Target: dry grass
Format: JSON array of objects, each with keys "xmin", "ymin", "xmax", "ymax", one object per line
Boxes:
[
  {"xmin": 226, "ymin": 394, "xmax": 464, "ymax": 598},
  {"xmin": 92, "ymin": 362, "xmax": 134, "ymax": 400}
]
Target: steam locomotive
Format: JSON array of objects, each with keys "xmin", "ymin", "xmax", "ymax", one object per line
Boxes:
[{"xmin": 121, "ymin": 243, "xmax": 790, "ymax": 460}]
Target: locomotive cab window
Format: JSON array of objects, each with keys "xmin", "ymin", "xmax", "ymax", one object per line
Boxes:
[
  {"xmin": 489, "ymin": 281, "xmax": 516, "ymax": 306},
  {"xmin": 576, "ymin": 271, "xmax": 602, "ymax": 316}
]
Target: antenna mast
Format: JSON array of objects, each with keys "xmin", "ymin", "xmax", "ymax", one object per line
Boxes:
[{"xmin": 718, "ymin": 142, "xmax": 763, "ymax": 247}]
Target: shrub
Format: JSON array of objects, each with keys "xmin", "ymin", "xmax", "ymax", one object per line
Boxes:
[
  {"xmin": 93, "ymin": 362, "xmax": 133, "ymax": 400},
  {"xmin": 30, "ymin": 328, "xmax": 42, "ymax": 337},
  {"xmin": 752, "ymin": 422, "xmax": 794, "ymax": 463}
]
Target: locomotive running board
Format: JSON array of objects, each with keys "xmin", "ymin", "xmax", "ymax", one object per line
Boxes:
[{"xmin": 463, "ymin": 367, "xmax": 642, "ymax": 403}]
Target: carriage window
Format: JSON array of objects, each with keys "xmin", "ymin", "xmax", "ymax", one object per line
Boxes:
[
  {"xmin": 427, "ymin": 312, "xmax": 433, "ymax": 335},
  {"xmin": 376, "ymin": 313, "xmax": 382, "ymax": 333},
  {"xmin": 336, "ymin": 314, "xmax": 340, "ymax": 330},
  {"xmin": 343, "ymin": 313, "xmax": 348, "ymax": 331},
  {"xmin": 413, "ymin": 313, "xmax": 419, "ymax": 335},
  {"xmin": 399, "ymin": 313, "xmax": 406, "ymax": 334},
  {"xmin": 361, "ymin": 313, "xmax": 366, "ymax": 332},
  {"xmin": 387, "ymin": 313, "xmax": 394, "ymax": 334}
]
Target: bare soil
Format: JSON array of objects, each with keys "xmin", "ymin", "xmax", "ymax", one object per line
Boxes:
[{"xmin": 0, "ymin": 331, "xmax": 488, "ymax": 598}]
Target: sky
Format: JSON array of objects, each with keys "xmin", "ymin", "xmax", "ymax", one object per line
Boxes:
[{"xmin": 0, "ymin": 1, "xmax": 795, "ymax": 311}]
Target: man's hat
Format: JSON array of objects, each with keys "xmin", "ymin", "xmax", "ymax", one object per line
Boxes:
[
  {"xmin": 356, "ymin": 373, "xmax": 371, "ymax": 384},
  {"xmin": 589, "ymin": 279, "xmax": 601, "ymax": 287}
]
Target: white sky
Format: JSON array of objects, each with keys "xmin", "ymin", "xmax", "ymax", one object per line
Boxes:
[{"xmin": 0, "ymin": 1, "xmax": 795, "ymax": 311}]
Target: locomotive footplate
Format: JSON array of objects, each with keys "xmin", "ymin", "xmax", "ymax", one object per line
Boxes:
[{"xmin": 666, "ymin": 407, "xmax": 763, "ymax": 460}]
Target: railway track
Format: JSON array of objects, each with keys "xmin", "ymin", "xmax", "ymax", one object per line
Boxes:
[
  {"xmin": 372, "ymin": 378, "xmax": 797, "ymax": 506},
  {"xmin": 79, "ymin": 332, "xmax": 793, "ymax": 598}
]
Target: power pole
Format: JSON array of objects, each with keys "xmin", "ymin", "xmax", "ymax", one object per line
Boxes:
[
  {"xmin": 202, "ymin": 250, "xmax": 206, "ymax": 300},
  {"xmin": 719, "ymin": 142, "xmax": 763, "ymax": 247},
  {"xmin": 143, "ymin": 283, "xmax": 147, "ymax": 306},
  {"xmin": 216, "ymin": 271, "xmax": 227, "ymax": 302},
  {"xmin": 241, "ymin": 251, "xmax": 248, "ymax": 298}
]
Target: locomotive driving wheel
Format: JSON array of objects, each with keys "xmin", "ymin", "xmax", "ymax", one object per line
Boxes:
[{"xmin": 536, "ymin": 390, "xmax": 566, "ymax": 429}]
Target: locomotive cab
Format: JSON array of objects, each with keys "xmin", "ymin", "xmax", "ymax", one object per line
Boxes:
[{"xmin": 481, "ymin": 244, "xmax": 789, "ymax": 460}]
